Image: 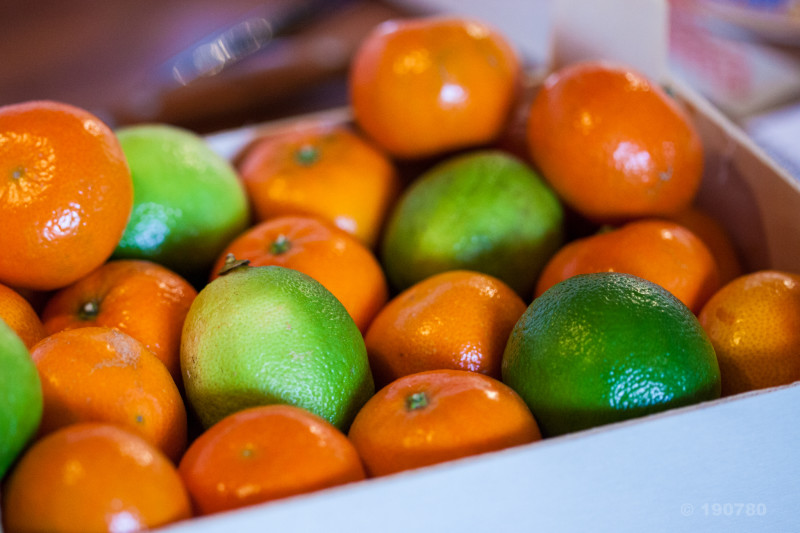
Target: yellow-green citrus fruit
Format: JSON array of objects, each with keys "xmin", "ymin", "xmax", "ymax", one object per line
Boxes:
[
  {"xmin": 181, "ymin": 263, "xmax": 374, "ymax": 431},
  {"xmin": 381, "ymin": 150, "xmax": 563, "ymax": 299}
]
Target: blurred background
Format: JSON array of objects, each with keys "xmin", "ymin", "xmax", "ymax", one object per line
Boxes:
[{"xmin": 1, "ymin": 0, "xmax": 798, "ymax": 174}]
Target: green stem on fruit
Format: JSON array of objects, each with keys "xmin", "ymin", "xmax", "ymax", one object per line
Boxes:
[
  {"xmin": 217, "ymin": 253, "xmax": 251, "ymax": 276},
  {"xmin": 294, "ymin": 144, "xmax": 320, "ymax": 166},
  {"xmin": 270, "ymin": 234, "xmax": 291, "ymax": 255},
  {"xmin": 405, "ymin": 391, "xmax": 429, "ymax": 411},
  {"xmin": 78, "ymin": 300, "xmax": 100, "ymax": 321}
]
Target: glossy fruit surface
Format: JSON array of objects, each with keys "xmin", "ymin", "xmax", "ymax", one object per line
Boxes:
[
  {"xmin": 503, "ymin": 272, "xmax": 721, "ymax": 437},
  {"xmin": 31, "ymin": 327, "xmax": 187, "ymax": 462},
  {"xmin": 535, "ymin": 219, "xmax": 721, "ymax": 314},
  {"xmin": 0, "ymin": 319, "xmax": 42, "ymax": 479},
  {"xmin": 181, "ymin": 263, "xmax": 374, "ymax": 431},
  {"xmin": 0, "ymin": 100, "xmax": 133, "ymax": 291},
  {"xmin": 350, "ymin": 16, "xmax": 520, "ymax": 158},
  {"xmin": 348, "ymin": 369, "xmax": 541, "ymax": 477},
  {"xmin": 112, "ymin": 124, "xmax": 250, "ymax": 283},
  {"xmin": 237, "ymin": 125, "xmax": 400, "ymax": 248},
  {"xmin": 381, "ymin": 150, "xmax": 563, "ymax": 298},
  {"xmin": 365, "ymin": 270, "xmax": 526, "ymax": 388},
  {"xmin": 2, "ymin": 423, "xmax": 192, "ymax": 533},
  {"xmin": 179, "ymin": 405, "xmax": 365, "ymax": 515},
  {"xmin": 527, "ymin": 62, "xmax": 703, "ymax": 223},
  {"xmin": 0, "ymin": 282, "xmax": 45, "ymax": 349},
  {"xmin": 41, "ymin": 259, "xmax": 197, "ymax": 384},
  {"xmin": 698, "ymin": 270, "xmax": 800, "ymax": 396},
  {"xmin": 211, "ymin": 216, "xmax": 388, "ymax": 333}
]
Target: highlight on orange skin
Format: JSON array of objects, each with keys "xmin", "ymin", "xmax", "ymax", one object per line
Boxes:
[
  {"xmin": 348, "ymin": 369, "xmax": 541, "ymax": 477},
  {"xmin": 1, "ymin": 423, "xmax": 192, "ymax": 533},
  {"xmin": 178, "ymin": 404, "xmax": 366, "ymax": 515},
  {"xmin": 527, "ymin": 62, "xmax": 703, "ymax": 224},
  {"xmin": 30, "ymin": 326, "xmax": 188, "ymax": 462},
  {"xmin": 350, "ymin": 16, "xmax": 521, "ymax": 159},
  {"xmin": 535, "ymin": 218, "xmax": 721, "ymax": 314}
]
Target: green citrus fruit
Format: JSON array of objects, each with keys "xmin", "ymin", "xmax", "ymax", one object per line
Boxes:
[
  {"xmin": 380, "ymin": 150, "xmax": 563, "ymax": 299},
  {"xmin": 0, "ymin": 319, "xmax": 43, "ymax": 478},
  {"xmin": 502, "ymin": 272, "xmax": 721, "ymax": 437},
  {"xmin": 181, "ymin": 261, "xmax": 374, "ymax": 431},
  {"xmin": 112, "ymin": 124, "xmax": 250, "ymax": 284}
]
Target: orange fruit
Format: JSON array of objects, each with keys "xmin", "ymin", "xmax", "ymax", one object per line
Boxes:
[
  {"xmin": 237, "ymin": 124, "xmax": 400, "ymax": 248},
  {"xmin": 348, "ymin": 369, "xmax": 541, "ymax": 477},
  {"xmin": 667, "ymin": 205, "xmax": 743, "ymax": 285},
  {"xmin": 178, "ymin": 405, "xmax": 365, "ymax": 515},
  {"xmin": 350, "ymin": 16, "xmax": 521, "ymax": 159},
  {"xmin": 2, "ymin": 423, "xmax": 191, "ymax": 533},
  {"xmin": 535, "ymin": 218, "xmax": 721, "ymax": 314},
  {"xmin": 210, "ymin": 216, "xmax": 389, "ymax": 333},
  {"xmin": 527, "ymin": 62, "xmax": 703, "ymax": 223},
  {"xmin": 0, "ymin": 100, "xmax": 133, "ymax": 291},
  {"xmin": 698, "ymin": 270, "xmax": 800, "ymax": 396},
  {"xmin": 0, "ymin": 282, "xmax": 45, "ymax": 349},
  {"xmin": 364, "ymin": 270, "xmax": 526, "ymax": 388},
  {"xmin": 41, "ymin": 259, "xmax": 197, "ymax": 384},
  {"xmin": 30, "ymin": 327, "xmax": 187, "ymax": 462}
]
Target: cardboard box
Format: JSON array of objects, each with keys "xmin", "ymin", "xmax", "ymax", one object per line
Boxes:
[{"xmin": 161, "ymin": 1, "xmax": 800, "ymax": 531}]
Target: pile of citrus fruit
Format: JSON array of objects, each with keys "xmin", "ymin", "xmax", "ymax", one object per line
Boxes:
[{"xmin": 2, "ymin": 13, "xmax": 799, "ymax": 532}]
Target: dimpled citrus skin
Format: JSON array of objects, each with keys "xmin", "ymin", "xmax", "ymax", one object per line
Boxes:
[
  {"xmin": 502, "ymin": 272, "xmax": 720, "ymax": 437},
  {"xmin": 698, "ymin": 270, "xmax": 800, "ymax": 396},
  {"xmin": 381, "ymin": 150, "xmax": 563, "ymax": 298},
  {"xmin": 0, "ymin": 319, "xmax": 43, "ymax": 478},
  {"xmin": 113, "ymin": 124, "xmax": 250, "ymax": 282},
  {"xmin": 181, "ymin": 265, "xmax": 375, "ymax": 431}
]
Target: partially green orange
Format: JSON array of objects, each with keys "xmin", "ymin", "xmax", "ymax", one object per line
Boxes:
[{"xmin": 181, "ymin": 261, "xmax": 374, "ymax": 431}]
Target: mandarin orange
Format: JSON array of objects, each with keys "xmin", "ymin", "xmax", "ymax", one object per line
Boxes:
[
  {"xmin": 2, "ymin": 423, "xmax": 191, "ymax": 533},
  {"xmin": 0, "ymin": 101, "xmax": 133, "ymax": 291}
]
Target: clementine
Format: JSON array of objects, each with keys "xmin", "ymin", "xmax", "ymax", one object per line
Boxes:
[
  {"xmin": 348, "ymin": 369, "xmax": 541, "ymax": 477},
  {"xmin": 179, "ymin": 405, "xmax": 365, "ymax": 515},
  {"xmin": 365, "ymin": 270, "xmax": 526, "ymax": 388},
  {"xmin": 0, "ymin": 282, "xmax": 45, "ymax": 349},
  {"xmin": 30, "ymin": 327, "xmax": 187, "ymax": 462},
  {"xmin": 237, "ymin": 124, "xmax": 400, "ymax": 248},
  {"xmin": 535, "ymin": 218, "xmax": 721, "ymax": 314},
  {"xmin": 41, "ymin": 259, "xmax": 197, "ymax": 384},
  {"xmin": 0, "ymin": 100, "xmax": 133, "ymax": 291},
  {"xmin": 527, "ymin": 62, "xmax": 703, "ymax": 223},
  {"xmin": 350, "ymin": 16, "xmax": 521, "ymax": 158},
  {"xmin": 2, "ymin": 423, "xmax": 191, "ymax": 533},
  {"xmin": 210, "ymin": 216, "xmax": 389, "ymax": 333},
  {"xmin": 668, "ymin": 205, "xmax": 743, "ymax": 285},
  {"xmin": 698, "ymin": 270, "xmax": 800, "ymax": 396}
]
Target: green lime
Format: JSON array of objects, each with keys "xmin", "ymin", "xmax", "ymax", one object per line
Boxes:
[
  {"xmin": 180, "ymin": 261, "xmax": 374, "ymax": 431},
  {"xmin": 0, "ymin": 319, "xmax": 43, "ymax": 478},
  {"xmin": 381, "ymin": 150, "xmax": 563, "ymax": 299},
  {"xmin": 113, "ymin": 124, "xmax": 250, "ymax": 284},
  {"xmin": 502, "ymin": 272, "xmax": 721, "ymax": 437}
]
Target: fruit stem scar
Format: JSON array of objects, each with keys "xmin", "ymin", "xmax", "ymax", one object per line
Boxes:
[
  {"xmin": 270, "ymin": 234, "xmax": 292, "ymax": 255},
  {"xmin": 405, "ymin": 391, "xmax": 429, "ymax": 411},
  {"xmin": 294, "ymin": 144, "xmax": 320, "ymax": 166},
  {"xmin": 218, "ymin": 253, "xmax": 251, "ymax": 276},
  {"xmin": 78, "ymin": 300, "xmax": 100, "ymax": 320},
  {"xmin": 11, "ymin": 166, "xmax": 25, "ymax": 179}
]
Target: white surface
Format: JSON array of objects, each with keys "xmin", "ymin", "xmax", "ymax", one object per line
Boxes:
[{"xmin": 161, "ymin": 384, "xmax": 800, "ymax": 533}]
